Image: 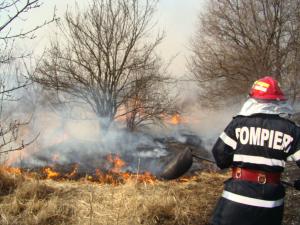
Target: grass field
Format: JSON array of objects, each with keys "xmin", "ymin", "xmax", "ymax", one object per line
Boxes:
[{"xmin": 0, "ymin": 167, "xmax": 299, "ymax": 225}]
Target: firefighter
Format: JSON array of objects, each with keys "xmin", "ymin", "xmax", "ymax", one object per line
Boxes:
[{"xmin": 210, "ymin": 76, "xmax": 300, "ymax": 225}]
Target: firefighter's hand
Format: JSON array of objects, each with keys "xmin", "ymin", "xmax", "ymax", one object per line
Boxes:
[{"xmin": 294, "ymin": 180, "xmax": 300, "ymax": 190}]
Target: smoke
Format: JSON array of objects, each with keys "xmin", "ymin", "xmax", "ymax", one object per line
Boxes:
[
  {"xmin": 172, "ymin": 80, "xmax": 243, "ymax": 149},
  {"xmin": 184, "ymin": 105, "xmax": 240, "ymax": 148},
  {"xmin": 6, "ymin": 81, "xmax": 299, "ymax": 175},
  {"xmin": 6, "ymin": 82, "xmax": 243, "ymax": 173},
  {"xmin": 3, "ymin": 87, "xmax": 171, "ymax": 175}
]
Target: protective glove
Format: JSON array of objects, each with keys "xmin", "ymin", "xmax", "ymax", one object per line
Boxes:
[{"xmin": 294, "ymin": 179, "xmax": 300, "ymax": 191}]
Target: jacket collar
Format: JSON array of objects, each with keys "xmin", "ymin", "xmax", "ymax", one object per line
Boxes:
[{"xmin": 238, "ymin": 98, "xmax": 293, "ymax": 116}]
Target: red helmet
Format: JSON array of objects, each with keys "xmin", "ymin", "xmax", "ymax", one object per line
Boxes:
[{"xmin": 249, "ymin": 76, "xmax": 286, "ymax": 101}]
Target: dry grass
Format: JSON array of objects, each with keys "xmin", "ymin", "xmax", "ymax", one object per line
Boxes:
[
  {"xmin": 0, "ymin": 168, "xmax": 299, "ymax": 225},
  {"xmin": 0, "ymin": 169, "xmax": 75, "ymax": 225}
]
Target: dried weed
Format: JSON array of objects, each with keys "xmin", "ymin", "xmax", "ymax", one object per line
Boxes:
[{"xmin": 0, "ymin": 169, "xmax": 298, "ymax": 225}]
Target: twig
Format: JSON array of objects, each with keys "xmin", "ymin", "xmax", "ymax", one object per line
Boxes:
[{"xmin": 0, "ymin": 132, "xmax": 40, "ymax": 154}]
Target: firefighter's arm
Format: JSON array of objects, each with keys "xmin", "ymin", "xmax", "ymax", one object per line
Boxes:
[
  {"xmin": 287, "ymin": 127, "xmax": 300, "ymax": 168},
  {"xmin": 212, "ymin": 120, "xmax": 237, "ymax": 169},
  {"xmin": 287, "ymin": 126, "xmax": 300, "ymax": 190},
  {"xmin": 292, "ymin": 142, "xmax": 300, "ymax": 190}
]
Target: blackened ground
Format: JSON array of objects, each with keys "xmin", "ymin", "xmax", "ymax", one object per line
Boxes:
[{"xmin": 16, "ymin": 132, "xmax": 214, "ymax": 178}]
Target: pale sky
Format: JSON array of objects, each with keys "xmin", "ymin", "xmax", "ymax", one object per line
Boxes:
[
  {"xmin": 157, "ymin": 0, "xmax": 204, "ymax": 77},
  {"xmin": 18, "ymin": 0, "xmax": 206, "ymax": 77}
]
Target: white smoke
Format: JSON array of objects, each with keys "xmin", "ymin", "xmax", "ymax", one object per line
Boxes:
[
  {"xmin": 5, "ymin": 81, "xmax": 300, "ymax": 175},
  {"xmin": 3, "ymin": 86, "xmax": 170, "ymax": 175}
]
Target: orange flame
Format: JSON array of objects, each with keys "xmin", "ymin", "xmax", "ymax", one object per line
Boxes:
[
  {"xmin": 94, "ymin": 169, "xmax": 157, "ymax": 185},
  {"xmin": 95, "ymin": 169, "xmax": 121, "ymax": 186},
  {"xmin": 107, "ymin": 154, "xmax": 126, "ymax": 173},
  {"xmin": 163, "ymin": 113, "xmax": 186, "ymax": 125},
  {"xmin": 1, "ymin": 153, "xmax": 159, "ymax": 186},
  {"xmin": 170, "ymin": 113, "xmax": 181, "ymax": 125},
  {"xmin": 43, "ymin": 167, "xmax": 60, "ymax": 179},
  {"xmin": 135, "ymin": 171, "xmax": 156, "ymax": 184},
  {"xmin": 66, "ymin": 164, "xmax": 79, "ymax": 178},
  {"xmin": 1, "ymin": 166, "xmax": 22, "ymax": 175}
]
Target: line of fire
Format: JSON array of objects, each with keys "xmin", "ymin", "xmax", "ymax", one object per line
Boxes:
[{"xmin": 2, "ymin": 110, "xmax": 218, "ymax": 186}]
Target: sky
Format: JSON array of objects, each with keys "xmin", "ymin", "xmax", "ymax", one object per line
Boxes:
[
  {"xmin": 156, "ymin": 0, "xmax": 204, "ymax": 77},
  {"xmin": 17, "ymin": 0, "xmax": 206, "ymax": 78}
]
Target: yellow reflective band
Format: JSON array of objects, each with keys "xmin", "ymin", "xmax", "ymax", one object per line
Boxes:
[
  {"xmin": 253, "ymin": 85, "xmax": 267, "ymax": 92},
  {"xmin": 255, "ymin": 81, "xmax": 270, "ymax": 88}
]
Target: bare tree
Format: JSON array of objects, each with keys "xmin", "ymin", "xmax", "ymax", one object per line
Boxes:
[
  {"xmin": 0, "ymin": 0, "xmax": 55, "ymax": 157},
  {"xmin": 116, "ymin": 63, "xmax": 177, "ymax": 131},
  {"xmin": 32, "ymin": 0, "xmax": 175, "ymax": 130},
  {"xmin": 188, "ymin": 0, "xmax": 300, "ymax": 107}
]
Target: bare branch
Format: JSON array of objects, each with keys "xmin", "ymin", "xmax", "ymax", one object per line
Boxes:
[
  {"xmin": 188, "ymin": 0, "xmax": 300, "ymax": 108},
  {"xmin": 32, "ymin": 0, "xmax": 174, "ymax": 131},
  {"xmin": 0, "ymin": 0, "xmax": 56, "ymax": 157},
  {"xmin": 0, "ymin": 132, "xmax": 40, "ymax": 154}
]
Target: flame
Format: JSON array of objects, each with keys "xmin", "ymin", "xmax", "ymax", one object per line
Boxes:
[
  {"xmin": 1, "ymin": 166, "xmax": 22, "ymax": 175},
  {"xmin": 107, "ymin": 154, "xmax": 126, "ymax": 173},
  {"xmin": 66, "ymin": 164, "xmax": 79, "ymax": 178},
  {"xmin": 163, "ymin": 113, "xmax": 186, "ymax": 125},
  {"xmin": 43, "ymin": 167, "xmax": 60, "ymax": 179},
  {"xmin": 135, "ymin": 171, "xmax": 156, "ymax": 184},
  {"xmin": 170, "ymin": 113, "xmax": 181, "ymax": 125},
  {"xmin": 94, "ymin": 169, "xmax": 157, "ymax": 185},
  {"xmin": 1, "ymin": 163, "xmax": 204, "ymax": 186},
  {"xmin": 1, "ymin": 153, "xmax": 159, "ymax": 186},
  {"xmin": 95, "ymin": 169, "xmax": 117, "ymax": 185},
  {"xmin": 92, "ymin": 154, "xmax": 157, "ymax": 185},
  {"xmin": 178, "ymin": 175, "xmax": 199, "ymax": 183}
]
